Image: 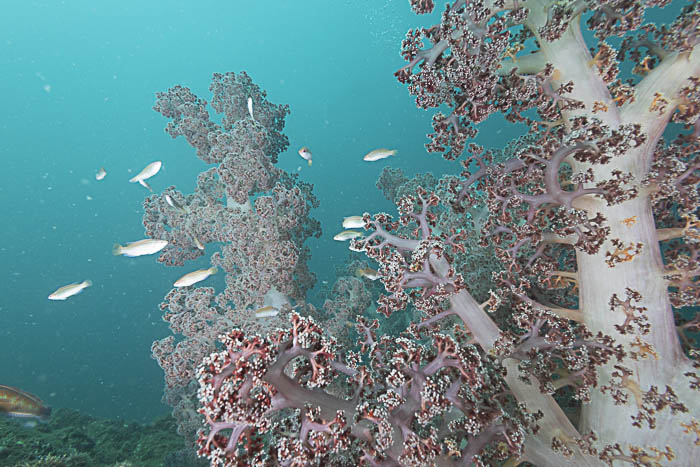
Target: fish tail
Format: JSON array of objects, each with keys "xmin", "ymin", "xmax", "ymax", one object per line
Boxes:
[
  {"xmin": 209, "ymin": 266, "xmax": 219, "ymax": 275},
  {"xmin": 308, "ymin": 159, "xmax": 312, "ymax": 166},
  {"xmin": 112, "ymin": 244, "xmax": 122, "ymax": 256},
  {"xmin": 83, "ymin": 279, "xmax": 93, "ymax": 288},
  {"xmin": 39, "ymin": 406, "xmax": 52, "ymax": 420}
]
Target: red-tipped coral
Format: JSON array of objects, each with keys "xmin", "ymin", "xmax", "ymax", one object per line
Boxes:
[
  {"xmin": 147, "ymin": 73, "xmax": 320, "ymax": 442},
  {"xmin": 151, "ymin": 1, "xmax": 700, "ymax": 465}
]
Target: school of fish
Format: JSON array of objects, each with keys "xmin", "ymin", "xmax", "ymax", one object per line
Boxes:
[{"xmin": 22, "ymin": 98, "xmax": 395, "ymax": 423}]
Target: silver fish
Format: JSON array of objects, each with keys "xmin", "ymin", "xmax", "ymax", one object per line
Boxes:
[
  {"xmin": 174, "ymin": 267, "xmax": 218, "ymax": 287},
  {"xmin": 363, "ymin": 148, "xmax": 397, "ymax": 162},
  {"xmin": 164, "ymin": 194, "xmax": 188, "ymax": 213},
  {"xmin": 247, "ymin": 97, "xmax": 254, "ymax": 120},
  {"xmin": 129, "ymin": 161, "xmax": 162, "ymax": 191},
  {"xmin": 112, "ymin": 239, "xmax": 168, "ymax": 257},
  {"xmin": 342, "ymin": 216, "xmax": 365, "ymax": 229},
  {"xmin": 298, "ymin": 146, "xmax": 313, "ymax": 166},
  {"xmin": 333, "ymin": 230, "xmax": 363, "ymax": 241},
  {"xmin": 48, "ymin": 280, "xmax": 92, "ymax": 300}
]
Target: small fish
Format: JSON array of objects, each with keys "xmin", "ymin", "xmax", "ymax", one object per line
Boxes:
[
  {"xmin": 129, "ymin": 161, "xmax": 162, "ymax": 192},
  {"xmin": 192, "ymin": 235, "xmax": 205, "ymax": 251},
  {"xmin": 255, "ymin": 305, "xmax": 279, "ymax": 318},
  {"xmin": 342, "ymin": 216, "xmax": 365, "ymax": 229},
  {"xmin": 112, "ymin": 239, "xmax": 168, "ymax": 257},
  {"xmin": 363, "ymin": 148, "xmax": 397, "ymax": 162},
  {"xmin": 174, "ymin": 266, "xmax": 218, "ymax": 287},
  {"xmin": 333, "ymin": 230, "xmax": 363, "ymax": 241},
  {"xmin": 355, "ymin": 267, "xmax": 380, "ymax": 281},
  {"xmin": 298, "ymin": 146, "xmax": 313, "ymax": 166},
  {"xmin": 164, "ymin": 194, "xmax": 188, "ymax": 213},
  {"xmin": 0, "ymin": 385, "xmax": 51, "ymax": 423},
  {"xmin": 95, "ymin": 167, "xmax": 107, "ymax": 181},
  {"xmin": 48, "ymin": 280, "xmax": 92, "ymax": 300},
  {"xmin": 247, "ymin": 97, "xmax": 254, "ymax": 120}
]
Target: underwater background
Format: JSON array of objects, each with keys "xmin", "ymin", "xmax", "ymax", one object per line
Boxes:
[
  {"xmin": 0, "ymin": 0, "xmax": 689, "ymax": 465},
  {"xmin": 0, "ymin": 0, "xmax": 468, "ymax": 425}
]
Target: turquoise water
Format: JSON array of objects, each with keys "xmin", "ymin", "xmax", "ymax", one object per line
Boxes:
[{"xmin": 0, "ymin": 0, "xmax": 467, "ymax": 423}]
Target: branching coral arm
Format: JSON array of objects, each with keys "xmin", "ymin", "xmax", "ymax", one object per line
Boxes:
[
  {"xmin": 429, "ymin": 253, "xmax": 599, "ymax": 465},
  {"xmin": 621, "ymin": 44, "xmax": 700, "ymax": 155}
]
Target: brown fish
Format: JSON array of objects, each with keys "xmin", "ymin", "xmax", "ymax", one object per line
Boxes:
[{"xmin": 0, "ymin": 385, "xmax": 51, "ymax": 422}]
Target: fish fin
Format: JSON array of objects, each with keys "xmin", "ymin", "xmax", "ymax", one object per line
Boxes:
[
  {"xmin": 308, "ymin": 159, "xmax": 312, "ymax": 166},
  {"xmin": 139, "ymin": 180, "xmax": 153, "ymax": 192},
  {"xmin": 83, "ymin": 279, "xmax": 93, "ymax": 288},
  {"xmin": 112, "ymin": 244, "xmax": 122, "ymax": 256}
]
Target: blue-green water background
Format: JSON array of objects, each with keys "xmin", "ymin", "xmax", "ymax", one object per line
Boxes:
[
  {"xmin": 0, "ymin": 0, "xmax": 678, "ymax": 424},
  {"xmin": 0, "ymin": 0, "xmax": 464, "ymax": 422}
]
